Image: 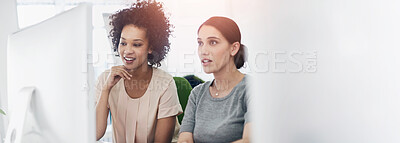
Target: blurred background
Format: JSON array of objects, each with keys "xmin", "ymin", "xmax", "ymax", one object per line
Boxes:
[
  {"xmin": 0, "ymin": 0, "xmax": 254, "ymax": 142},
  {"xmin": 1, "ymin": 0, "xmax": 400, "ymax": 143}
]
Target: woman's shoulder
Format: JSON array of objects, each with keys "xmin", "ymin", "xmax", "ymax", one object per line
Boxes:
[
  {"xmin": 150, "ymin": 68, "xmax": 176, "ymax": 92},
  {"xmin": 236, "ymin": 74, "xmax": 249, "ymax": 89},
  {"xmin": 101, "ymin": 69, "xmax": 111, "ymax": 75},
  {"xmin": 190, "ymin": 80, "xmax": 212, "ymax": 96},
  {"xmin": 96, "ymin": 69, "xmax": 111, "ymax": 82},
  {"xmin": 152, "ymin": 68, "xmax": 174, "ymax": 82}
]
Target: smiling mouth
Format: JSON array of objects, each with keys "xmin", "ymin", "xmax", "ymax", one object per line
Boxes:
[{"xmin": 124, "ymin": 56, "xmax": 136, "ymax": 61}]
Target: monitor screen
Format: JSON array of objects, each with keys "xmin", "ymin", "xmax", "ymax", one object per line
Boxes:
[{"xmin": 6, "ymin": 3, "xmax": 95, "ymax": 143}]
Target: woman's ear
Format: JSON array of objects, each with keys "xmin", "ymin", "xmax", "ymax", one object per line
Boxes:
[
  {"xmin": 148, "ymin": 46, "xmax": 153, "ymax": 54},
  {"xmin": 230, "ymin": 42, "xmax": 240, "ymax": 56}
]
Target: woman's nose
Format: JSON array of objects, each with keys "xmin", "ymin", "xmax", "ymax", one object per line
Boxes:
[
  {"xmin": 199, "ymin": 46, "xmax": 209, "ymax": 55},
  {"xmin": 124, "ymin": 46, "xmax": 134, "ymax": 54}
]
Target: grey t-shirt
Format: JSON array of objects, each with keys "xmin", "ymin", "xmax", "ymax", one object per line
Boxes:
[{"xmin": 179, "ymin": 76, "xmax": 250, "ymax": 143}]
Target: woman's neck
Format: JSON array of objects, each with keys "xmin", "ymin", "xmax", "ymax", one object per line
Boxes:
[
  {"xmin": 127, "ymin": 65, "xmax": 152, "ymax": 81},
  {"xmin": 212, "ymin": 63, "xmax": 244, "ymax": 91}
]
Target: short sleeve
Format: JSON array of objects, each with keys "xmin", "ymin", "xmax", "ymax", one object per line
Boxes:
[
  {"xmin": 243, "ymin": 77, "xmax": 251, "ymax": 124},
  {"xmin": 244, "ymin": 91, "xmax": 251, "ymax": 124},
  {"xmin": 179, "ymin": 86, "xmax": 198, "ymax": 133},
  {"xmin": 94, "ymin": 71, "xmax": 109, "ymax": 108},
  {"xmin": 94, "ymin": 74, "xmax": 103, "ymax": 105},
  {"xmin": 157, "ymin": 79, "xmax": 183, "ymax": 119}
]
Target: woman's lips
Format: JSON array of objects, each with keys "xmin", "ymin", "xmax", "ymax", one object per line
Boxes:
[
  {"xmin": 124, "ymin": 56, "xmax": 136, "ymax": 64},
  {"xmin": 201, "ymin": 59, "xmax": 212, "ymax": 66}
]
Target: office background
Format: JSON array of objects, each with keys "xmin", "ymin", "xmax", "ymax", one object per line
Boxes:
[
  {"xmin": 0, "ymin": 0, "xmax": 254, "ymax": 141},
  {"xmin": 2, "ymin": 0, "xmax": 400, "ymax": 142}
]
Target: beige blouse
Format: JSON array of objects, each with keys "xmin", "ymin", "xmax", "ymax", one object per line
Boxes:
[{"xmin": 95, "ymin": 68, "xmax": 183, "ymax": 143}]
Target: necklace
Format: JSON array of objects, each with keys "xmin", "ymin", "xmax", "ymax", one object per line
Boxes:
[
  {"xmin": 212, "ymin": 74, "xmax": 244, "ymax": 97},
  {"xmin": 215, "ymin": 89, "xmax": 220, "ymax": 96},
  {"xmin": 213, "ymin": 83, "xmax": 227, "ymax": 96}
]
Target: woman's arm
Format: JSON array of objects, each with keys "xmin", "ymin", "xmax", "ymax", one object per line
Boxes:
[
  {"xmin": 95, "ymin": 88, "xmax": 111, "ymax": 140},
  {"xmin": 95, "ymin": 66, "xmax": 132, "ymax": 140},
  {"xmin": 154, "ymin": 116, "xmax": 177, "ymax": 143},
  {"xmin": 177, "ymin": 132, "xmax": 194, "ymax": 143},
  {"xmin": 231, "ymin": 123, "xmax": 251, "ymax": 143},
  {"xmin": 154, "ymin": 78, "xmax": 183, "ymax": 142},
  {"xmin": 177, "ymin": 87, "xmax": 198, "ymax": 143},
  {"xmin": 233, "ymin": 84, "xmax": 252, "ymax": 143}
]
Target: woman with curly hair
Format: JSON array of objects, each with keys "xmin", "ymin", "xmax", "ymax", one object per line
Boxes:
[{"xmin": 95, "ymin": 1, "xmax": 182, "ymax": 142}]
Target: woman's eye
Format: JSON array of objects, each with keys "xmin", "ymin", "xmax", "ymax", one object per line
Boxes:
[
  {"xmin": 198, "ymin": 41, "xmax": 203, "ymax": 46},
  {"xmin": 120, "ymin": 42, "xmax": 127, "ymax": 46},
  {"xmin": 210, "ymin": 41, "xmax": 217, "ymax": 45},
  {"xmin": 133, "ymin": 43, "xmax": 143, "ymax": 47}
]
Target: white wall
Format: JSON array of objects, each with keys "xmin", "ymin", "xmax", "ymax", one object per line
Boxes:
[{"xmin": 0, "ymin": 0, "xmax": 18, "ymax": 141}]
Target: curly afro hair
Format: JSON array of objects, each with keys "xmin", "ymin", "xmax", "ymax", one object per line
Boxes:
[{"xmin": 109, "ymin": 0, "xmax": 172, "ymax": 67}]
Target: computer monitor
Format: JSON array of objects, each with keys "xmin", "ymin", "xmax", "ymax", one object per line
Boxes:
[{"xmin": 6, "ymin": 3, "xmax": 95, "ymax": 143}]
